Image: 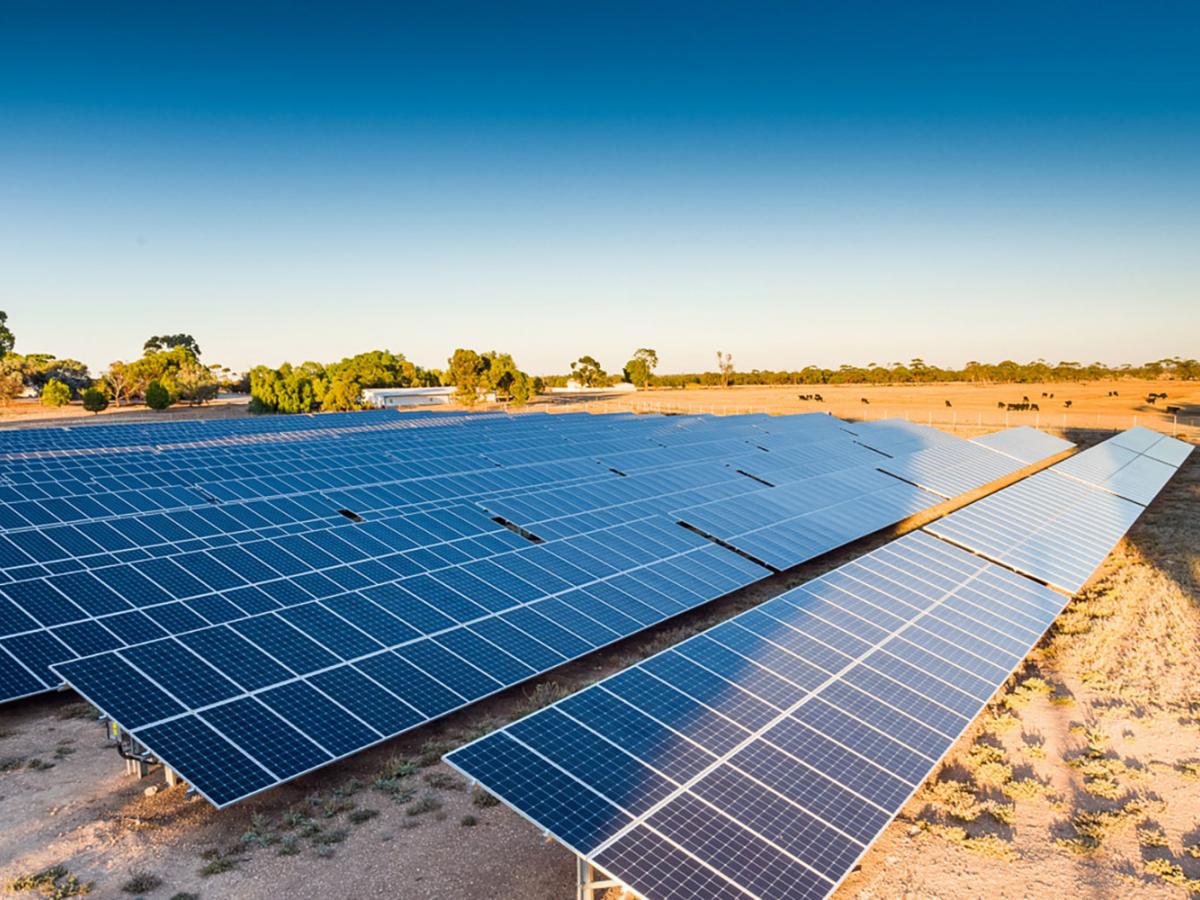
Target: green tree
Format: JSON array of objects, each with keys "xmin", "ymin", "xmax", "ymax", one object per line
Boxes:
[
  {"xmin": 0, "ymin": 311, "xmax": 14, "ymax": 356},
  {"xmin": 570, "ymin": 355, "xmax": 605, "ymax": 388},
  {"xmin": 144, "ymin": 334, "xmax": 201, "ymax": 357},
  {"xmin": 446, "ymin": 348, "xmax": 488, "ymax": 406},
  {"xmin": 175, "ymin": 360, "xmax": 219, "ymax": 405},
  {"xmin": 41, "ymin": 378, "xmax": 71, "ymax": 407},
  {"xmin": 321, "ymin": 377, "xmax": 362, "ymax": 411},
  {"xmin": 623, "ymin": 348, "xmax": 658, "ymax": 389},
  {"xmin": 103, "ymin": 361, "xmax": 136, "ymax": 406},
  {"xmin": 81, "ymin": 387, "xmax": 109, "ymax": 414},
  {"xmin": 508, "ymin": 370, "xmax": 533, "ymax": 406},
  {"xmin": 144, "ymin": 380, "xmax": 171, "ymax": 410},
  {"xmin": 0, "ymin": 369, "xmax": 23, "ymax": 405}
]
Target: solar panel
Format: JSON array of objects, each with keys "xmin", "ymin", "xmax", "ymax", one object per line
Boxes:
[
  {"xmin": 1049, "ymin": 428, "xmax": 1193, "ymax": 505},
  {"xmin": 926, "ymin": 430, "xmax": 1192, "ymax": 592},
  {"xmin": 55, "ymin": 515, "xmax": 770, "ymax": 806},
  {"xmin": 968, "ymin": 425, "xmax": 1074, "ymax": 464},
  {"xmin": 446, "ymin": 531, "xmax": 1068, "ymax": 900}
]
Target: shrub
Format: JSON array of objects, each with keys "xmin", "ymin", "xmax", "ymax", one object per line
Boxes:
[
  {"xmin": 121, "ymin": 872, "xmax": 163, "ymax": 893},
  {"xmin": 41, "ymin": 378, "xmax": 72, "ymax": 407},
  {"xmin": 81, "ymin": 387, "xmax": 109, "ymax": 415},
  {"xmin": 145, "ymin": 380, "xmax": 171, "ymax": 410}
]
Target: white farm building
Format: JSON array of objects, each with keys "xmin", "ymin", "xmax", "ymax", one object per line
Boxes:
[
  {"xmin": 360, "ymin": 386, "xmax": 497, "ymax": 408},
  {"xmin": 360, "ymin": 387, "xmax": 455, "ymax": 408}
]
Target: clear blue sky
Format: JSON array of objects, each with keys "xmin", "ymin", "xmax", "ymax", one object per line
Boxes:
[{"xmin": 2, "ymin": 1, "xmax": 1197, "ymax": 375}]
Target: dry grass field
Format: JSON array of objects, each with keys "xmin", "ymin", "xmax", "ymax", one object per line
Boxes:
[
  {"xmin": 556, "ymin": 380, "xmax": 1200, "ymax": 440},
  {"xmin": 0, "ymin": 412, "xmax": 1196, "ymax": 900},
  {"xmin": 2, "ymin": 379, "xmax": 1198, "ymax": 439}
]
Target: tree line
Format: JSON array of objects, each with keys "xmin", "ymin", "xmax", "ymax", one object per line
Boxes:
[
  {"xmin": 0, "ymin": 314, "xmax": 234, "ymax": 414},
  {"xmin": 1, "ymin": 307, "xmax": 1195, "ymax": 419}
]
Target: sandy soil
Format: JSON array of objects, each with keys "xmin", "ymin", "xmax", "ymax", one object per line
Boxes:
[{"xmin": 0, "ymin": 421, "xmax": 1196, "ymax": 900}]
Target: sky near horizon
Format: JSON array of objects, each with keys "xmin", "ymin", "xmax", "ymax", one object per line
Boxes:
[{"xmin": 1, "ymin": 1, "xmax": 1197, "ymax": 376}]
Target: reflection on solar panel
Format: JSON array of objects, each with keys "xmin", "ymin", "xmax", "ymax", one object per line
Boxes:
[
  {"xmin": 926, "ymin": 430, "xmax": 1192, "ymax": 592},
  {"xmin": 446, "ymin": 428, "xmax": 1190, "ymax": 900},
  {"xmin": 446, "ymin": 532, "xmax": 1068, "ymax": 900},
  {"xmin": 674, "ymin": 467, "xmax": 939, "ymax": 570},
  {"xmin": 1050, "ymin": 427, "xmax": 1192, "ymax": 505},
  {"xmin": 672, "ymin": 422, "xmax": 1068, "ymax": 569},
  {"xmin": 968, "ymin": 425, "xmax": 1074, "ymax": 464}
]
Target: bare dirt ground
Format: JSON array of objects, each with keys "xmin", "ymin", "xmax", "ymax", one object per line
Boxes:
[{"xmin": 0, "ymin": 414, "xmax": 1196, "ymax": 900}]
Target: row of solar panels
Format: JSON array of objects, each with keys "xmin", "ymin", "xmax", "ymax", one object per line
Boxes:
[
  {"xmin": 0, "ymin": 413, "xmax": 863, "ymax": 705},
  {"xmin": 1, "ymin": 413, "xmax": 1064, "ymax": 707},
  {"xmin": 12, "ymin": 413, "xmax": 1072, "ymax": 804},
  {"xmin": 446, "ymin": 428, "xmax": 1192, "ymax": 900}
]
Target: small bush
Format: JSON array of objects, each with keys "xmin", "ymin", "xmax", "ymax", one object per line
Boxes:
[
  {"xmin": 348, "ymin": 808, "xmax": 379, "ymax": 825},
  {"xmin": 145, "ymin": 380, "xmax": 171, "ymax": 410},
  {"xmin": 8, "ymin": 865, "xmax": 92, "ymax": 896},
  {"xmin": 460, "ymin": 815, "xmax": 478, "ymax": 827},
  {"xmin": 416, "ymin": 740, "xmax": 456, "ymax": 768},
  {"xmin": 41, "ymin": 379, "xmax": 72, "ymax": 408},
  {"xmin": 472, "ymin": 790, "xmax": 500, "ymax": 808},
  {"xmin": 405, "ymin": 795, "xmax": 443, "ymax": 817},
  {"xmin": 121, "ymin": 872, "xmax": 163, "ymax": 894},
  {"xmin": 310, "ymin": 827, "xmax": 349, "ymax": 846},
  {"xmin": 199, "ymin": 856, "xmax": 238, "ymax": 877},
  {"xmin": 81, "ymin": 388, "xmax": 109, "ymax": 415},
  {"xmin": 423, "ymin": 771, "xmax": 465, "ymax": 791}
]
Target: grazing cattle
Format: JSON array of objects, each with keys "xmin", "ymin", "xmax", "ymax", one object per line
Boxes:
[
  {"xmin": 945, "ymin": 400, "xmax": 952, "ymax": 407},
  {"xmin": 1050, "ymin": 393, "xmax": 1054, "ymax": 399},
  {"xmin": 1023, "ymin": 395, "xmax": 1029, "ymax": 403},
  {"xmin": 1064, "ymin": 400, "xmax": 1073, "ymax": 409},
  {"xmin": 814, "ymin": 394, "xmax": 823, "ymax": 402},
  {"xmin": 861, "ymin": 398, "xmax": 870, "ymax": 405},
  {"xmin": 1031, "ymin": 403, "xmax": 1039, "ymax": 411},
  {"xmin": 1041, "ymin": 392, "xmax": 1048, "ymax": 398}
]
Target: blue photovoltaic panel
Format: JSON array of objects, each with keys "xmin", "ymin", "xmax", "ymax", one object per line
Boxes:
[
  {"xmin": 447, "ymin": 531, "xmax": 1070, "ymax": 900},
  {"xmin": 55, "ymin": 512, "xmax": 772, "ymax": 806},
  {"xmin": 927, "ymin": 430, "xmax": 1191, "ymax": 592},
  {"xmin": 1050, "ymin": 428, "xmax": 1192, "ymax": 505},
  {"xmin": 673, "ymin": 466, "xmax": 941, "ymax": 570}
]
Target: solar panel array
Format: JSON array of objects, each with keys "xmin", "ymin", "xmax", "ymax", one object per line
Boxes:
[
  {"xmin": 447, "ymin": 427, "xmax": 1191, "ymax": 900},
  {"xmin": 0, "ymin": 409, "xmax": 1068, "ymax": 808},
  {"xmin": 446, "ymin": 532, "xmax": 1068, "ymax": 900},
  {"xmin": 926, "ymin": 429, "xmax": 1192, "ymax": 592}
]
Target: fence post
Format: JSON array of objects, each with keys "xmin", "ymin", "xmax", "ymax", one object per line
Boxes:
[
  {"xmin": 1035, "ymin": 410, "xmax": 1040, "ymax": 428},
  {"xmin": 1173, "ymin": 414, "xmax": 1178, "ymax": 437}
]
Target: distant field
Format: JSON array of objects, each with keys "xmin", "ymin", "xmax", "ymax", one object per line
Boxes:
[
  {"xmin": 555, "ymin": 379, "xmax": 1200, "ymax": 438},
  {"xmin": 4, "ymin": 379, "xmax": 1198, "ymax": 439}
]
